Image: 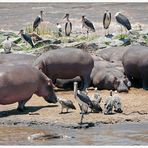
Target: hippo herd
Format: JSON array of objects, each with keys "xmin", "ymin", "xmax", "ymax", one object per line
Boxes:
[{"xmin": 0, "ymin": 45, "xmax": 148, "ymax": 111}]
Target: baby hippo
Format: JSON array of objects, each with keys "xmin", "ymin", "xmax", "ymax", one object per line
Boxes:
[
  {"xmin": 0, "ymin": 65, "xmax": 57, "ymax": 111},
  {"xmin": 104, "ymin": 90, "xmax": 123, "ymax": 115}
]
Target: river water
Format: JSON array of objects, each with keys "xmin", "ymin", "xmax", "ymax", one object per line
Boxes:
[
  {"xmin": 0, "ymin": 122, "xmax": 147, "ymax": 145},
  {"xmin": 0, "ymin": 3, "xmax": 148, "ymax": 32}
]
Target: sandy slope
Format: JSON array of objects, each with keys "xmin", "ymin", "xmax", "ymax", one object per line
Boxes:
[{"xmin": 0, "ymin": 87, "xmax": 148, "ymax": 126}]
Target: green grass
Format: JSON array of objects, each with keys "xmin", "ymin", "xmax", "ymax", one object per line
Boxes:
[{"xmin": 114, "ymin": 34, "xmax": 129, "ymax": 40}]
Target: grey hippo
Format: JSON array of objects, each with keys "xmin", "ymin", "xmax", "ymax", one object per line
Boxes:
[
  {"xmin": 0, "ymin": 65, "xmax": 57, "ymax": 111},
  {"xmin": 122, "ymin": 45, "xmax": 148, "ymax": 89},
  {"xmin": 33, "ymin": 48, "xmax": 94, "ymax": 90},
  {"xmin": 90, "ymin": 60, "xmax": 131, "ymax": 93}
]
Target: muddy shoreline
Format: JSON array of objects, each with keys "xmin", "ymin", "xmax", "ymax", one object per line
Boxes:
[{"xmin": 0, "ymin": 88, "xmax": 148, "ymax": 129}]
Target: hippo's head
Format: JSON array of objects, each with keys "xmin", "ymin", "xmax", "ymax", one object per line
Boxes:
[
  {"xmin": 113, "ymin": 76, "xmax": 131, "ymax": 93},
  {"xmin": 43, "ymin": 80, "xmax": 57, "ymax": 104},
  {"xmin": 113, "ymin": 95, "xmax": 123, "ymax": 113}
]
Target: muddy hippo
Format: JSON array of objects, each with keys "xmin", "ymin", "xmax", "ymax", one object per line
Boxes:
[
  {"xmin": 55, "ymin": 60, "xmax": 130, "ymax": 92},
  {"xmin": 0, "ymin": 53, "xmax": 36, "ymax": 66},
  {"xmin": 96, "ymin": 46, "xmax": 129, "ymax": 62},
  {"xmin": 0, "ymin": 65, "xmax": 57, "ymax": 111},
  {"xmin": 91, "ymin": 60, "xmax": 131, "ymax": 92},
  {"xmin": 122, "ymin": 45, "xmax": 148, "ymax": 89},
  {"xmin": 34, "ymin": 48, "xmax": 94, "ymax": 90}
]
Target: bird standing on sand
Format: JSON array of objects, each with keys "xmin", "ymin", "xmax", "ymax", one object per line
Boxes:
[
  {"xmin": 74, "ymin": 82, "xmax": 93, "ymax": 124},
  {"xmin": 2, "ymin": 36, "xmax": 12, "ymax": 54},
  {"xmin": 103, "ymin": 10, "xmax": 111, "ymax": 36},
  {"xmin": 58, "ymin": 97, "xmax": 76, "ymax": 114},
  {"xmin": 104, "ymin": 90, "xmax": 114, "ymax": 115},
  {"xmin": 82, "ymin": 15, "xmax": 95, "ymax": 36},
  {"xmin": 18, "ymin": 29, "xmax": 34, "ymax": 48},
  {"xmin": 33, "ymin": 10, "xmax": 44, "ymax": 31},
  {"xmin": 112, "ymin": 91, "xmax": 123, "ymax": 113},
  {"xmin": 115, "ymin": 12, "xmax": 132, "ymax": 34},
  {"xmin": 63, "ymin": 13, "xmax": 72, "ymax": 36},
  {"xmin": 90, "ymin": 88, "xmax": 103, "ymax": 113},
  {"xmin": 76, "ymin": 90, "xmax": 93, "ymax": 124}
]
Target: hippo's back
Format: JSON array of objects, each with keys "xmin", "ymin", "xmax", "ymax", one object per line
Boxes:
[
  {"xmin": 34, "ymin": 48, "xmax": 94, "ymax": 79},
  {"xmin": 122, "ymin": 45, "xmax": 148, "ymax": 79},
  {"xmin": 34, "ymin": 48, "xmax": 93, "ymax": 65}
]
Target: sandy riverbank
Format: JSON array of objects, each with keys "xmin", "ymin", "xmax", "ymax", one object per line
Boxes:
[{"xmin": 0, "ymin": 87, "xmax": 147, "ymax": 128}]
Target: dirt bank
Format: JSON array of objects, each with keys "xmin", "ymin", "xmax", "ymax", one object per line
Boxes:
[{"xmin": 0, "ymin": 87, "xmax": 148, "ymax": 128}]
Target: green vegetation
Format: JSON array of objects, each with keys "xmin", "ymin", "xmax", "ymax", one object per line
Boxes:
[{"xmin": 114, "ymin": 34, "xmax": 129, "ymax": 40}]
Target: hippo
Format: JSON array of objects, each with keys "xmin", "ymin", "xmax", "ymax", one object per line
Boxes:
[
  {"xmin": 55, "ymin": 77, "xmax": 81, "ymax": 90},
  {"xmin": 122, "ymin": 45, "xmax": 148, "ymax": 89},
  {"xmin": 0, "ymin": 53, "xmax": 36, "ymax": 66},
  {"xmin": 0, "ymin": 65, "xmax": 57, "ymax": 111},
  {"xmin": 34, "ymin": 48, "xmax": 94, "ymax": 90},
  {"xmin": 96, "ymin": 46, "xmax": 129, "ymax": 62},
  {"xmin": 91, "ymin": 60, "xmax": 131, "ymax": 92},
  {"xmin": 54, "ymin": 60, "xmax": 130, "ymax": 92}
]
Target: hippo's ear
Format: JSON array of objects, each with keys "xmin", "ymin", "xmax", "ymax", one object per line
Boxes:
[{"xmin": 48, "ymin": 79, "xmax": 56, "ymax": 88}]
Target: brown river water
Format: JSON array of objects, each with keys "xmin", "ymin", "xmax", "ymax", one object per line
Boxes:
[
  {"xmin": 0, "ymin": 122, "xmax": 148, "ymax": 145},
  {"xmin": 0, "ymin": 3, "xmax": 148, "ymax": 146}
]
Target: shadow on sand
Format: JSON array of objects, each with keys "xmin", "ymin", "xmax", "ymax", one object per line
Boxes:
[{"xmin": 0, "ymin": 104, "xmax": 58, "ymax": 118}]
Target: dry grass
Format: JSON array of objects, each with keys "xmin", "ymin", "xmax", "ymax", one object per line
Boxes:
[{"xmin": 25, "ymin": 21, "xmax": 53, "ymax": 37}]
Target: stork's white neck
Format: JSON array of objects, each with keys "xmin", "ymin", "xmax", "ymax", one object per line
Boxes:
[
  {"xmin": 73, "ymin": 82, "xmax": 78, "ymax": 98},
  {"xmin": 115, "ymin": 12, "xmax": 121, "ymax": 17}
]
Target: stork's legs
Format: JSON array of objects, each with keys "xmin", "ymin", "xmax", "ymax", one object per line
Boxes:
[
  {"xmin": 37, "ymin": 28, "xmax": 39, "ymax": 35},
  {"xmin": 80, "ymin": 114, "xmax": 84, "ymax": 124}
]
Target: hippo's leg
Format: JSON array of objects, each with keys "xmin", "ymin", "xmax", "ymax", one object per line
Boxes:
[
  {"xmin": 17, "ymin": 95, "xmax": 32, "ymax": 112},
  {"xmin": 142, "ymin": 79, "xmax": 148, "ymax": 90},
  {"xmin": 82, "ymin": 75, "xmax": 91, "ymax": 91}
]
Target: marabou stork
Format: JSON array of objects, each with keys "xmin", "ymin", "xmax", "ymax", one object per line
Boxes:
[
  {"xmin": 33, "ymin": 10, "xmax": 44, "ymax": 31},
  {"xmin": 103, "ymin": 10, "xmax": 111, "ymax": 36},
  {"xmin": 115, "ymin": 12, "xmax": 132, "ymax": 34},
  {"xmin": 18, "ymin": 30, "xmax": 34, "ymax": 48},
  {"xmin": 82, "ymin": 15, "xmax": 95, "ymax": 36},
  {"xmin": 74, "ymin": 82, "xmax": 93, "ymax": 124},
  {"xmin": 58, "ymin": 97, "xmax": 76, "ymax": 113},
  {"xmin": 63, "ymin": 13, "xmax": 72, "ymax": 36}
]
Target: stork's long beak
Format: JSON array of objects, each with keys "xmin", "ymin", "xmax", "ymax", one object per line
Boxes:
[{"xmin": 63, "ymin": 15, "xmax": 67, "ymax": 19}]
